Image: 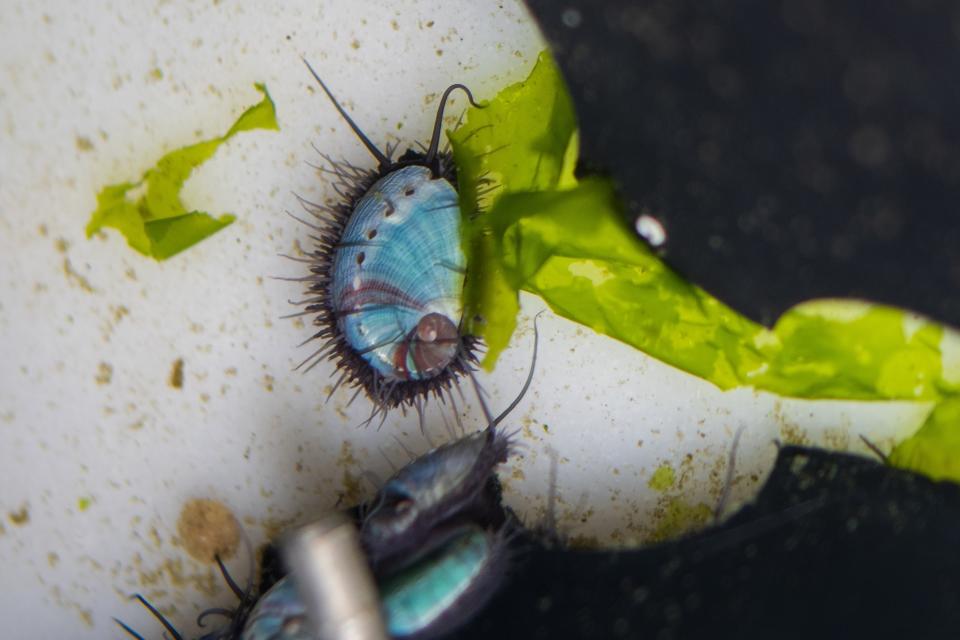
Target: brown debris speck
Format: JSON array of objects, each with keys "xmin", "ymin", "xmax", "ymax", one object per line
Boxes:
[
  {"xmin": 8, "ymin": 505, "xmax": 30, "ymax": 526},
  {"xmin": 95, "ymin": 362, "xmax": 113, "ymax": 385},
  {"xmin": 62, "ymin": 259, "xmax": 95, "ymax": 292},
  {"xmin": 75, "ymin": 136, "xmax": 94, "ymax": 152},
  {"xmin": 169, "ymin": 358, "xmax": 184, "ymax": 389},
  {"xmin": 337, "ymin": 442, "xmax": 364, "ymax": 506},
  {"xmin": 176, "ymin": 498, "xmax": 240, "ymax": 563},
  {"xmin": 134, "ymin": 554, "xmax": 217, "ymax": 596}
]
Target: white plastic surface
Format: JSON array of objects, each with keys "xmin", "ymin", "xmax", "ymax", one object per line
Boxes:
[{"xmin": 0, "ymin": 1, "xmax": 932, "ymax": 637}]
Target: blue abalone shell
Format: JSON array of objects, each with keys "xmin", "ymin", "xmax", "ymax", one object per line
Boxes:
[
  {"xmin": 361, "ymin": 427, "xmax": 510, "ymax": 564},
  {"xmin": 379, "ymin": 526, "xmax": 503, "ymax": 639},
  {"xmin": 240, "ymin": 526, "xmax": 502, "ymax": 640},
  {"xmin": 241, "ymin": 577, "xmax": 310, "ymax": 640},
  {"xmin": 329, "ymin": 164, "xmax": 465, "ymax": 383}
]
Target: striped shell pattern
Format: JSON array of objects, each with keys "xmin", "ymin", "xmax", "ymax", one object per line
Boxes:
[{"xmin": 330, "ymin": 164, "xmax": 466, "ymax": 384}]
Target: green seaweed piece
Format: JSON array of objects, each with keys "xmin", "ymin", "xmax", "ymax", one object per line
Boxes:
[
  {"xmin": 450, "ymin": 51, "xmax": 576, "ymax": 367},
  {"xmin": 890, "ymin": 398, "xmax": 960, "ymax": 481},
  {"xmin": 488, "ymin": 180, "xmax": 956, "ymax": 403},
  {"xmin": 650, "ymin": 498, "xmax": 713, "ymax": 542},
  {"xmin": 488, "ymin": 179, "xmax": 766, "ymax": 390},
  {"xmin": 451, "ymin": 50, "xmax": 960, "ymax": 481},
  {"xmin": 648, "ymin": 465, "xmax": 676, "ymax": 492},
  {"xmin": 86, "ymin": 83, "xmax": 278, "ymax": 259}
]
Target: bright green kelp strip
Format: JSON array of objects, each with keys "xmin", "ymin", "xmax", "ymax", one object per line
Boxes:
[
  {"xmin": 489, "ymin": 180, "xmax": 767, "ymax": 389},
  {"xmin": 450, "ymin": 52, "xmax": 577, "ymax": 367},
  {"xmin": 488, "ymin": 179, "xmax": 957, "ymax": 403},
  {"xmin": 890, "ymin": 398, "xmax": 960, "ymax": 481},
  {"xmin": 86, "ymin": 83, "xmax": 278, "ymax": 259},
  {"xmin": 453, "ymin": 51, "xmax": 960, "ymax": 480}
]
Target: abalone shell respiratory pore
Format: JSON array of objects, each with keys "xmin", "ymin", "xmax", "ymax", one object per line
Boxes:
[
  {"xmin": 330, "ymin": 165, "xmax": 466, "ymax": 382},
  {"xmin": 241, "ymin": 526, "xmax": 505, "ymax": 640}
]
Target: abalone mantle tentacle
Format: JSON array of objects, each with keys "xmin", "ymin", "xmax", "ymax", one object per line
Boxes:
[{"xmin": 330, "ymin": 165, "xmax": 466, "ymax": 382}]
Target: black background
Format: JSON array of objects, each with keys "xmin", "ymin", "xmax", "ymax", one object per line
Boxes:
[
  {"xmin": 526, "ymin": 0, "xmax": 960, "ymax": 328},
  {"xmin": 459, "ymin": 446, "xmax": 960, "ymax": 638}
]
